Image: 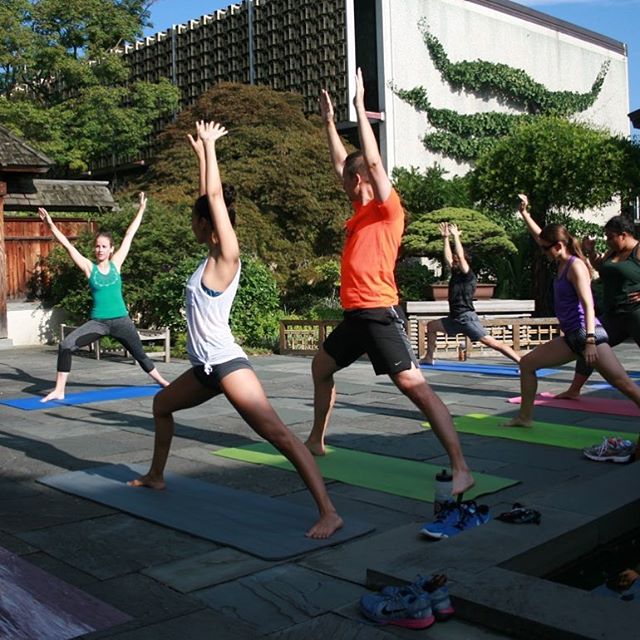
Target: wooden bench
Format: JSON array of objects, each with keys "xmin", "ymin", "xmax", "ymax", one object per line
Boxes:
[{"xmin": 60, "ymin": 324, "xmax": 171, "ymax": 363}]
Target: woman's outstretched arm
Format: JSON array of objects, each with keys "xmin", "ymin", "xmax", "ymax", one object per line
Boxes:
[
  {"xmin": 38, "ymin": 207, "xmax": 92, "ymax": 277},
  {"xmin": 516, "ymin": 194, "xmax": 544, "ymax": 247},
  {"xmin": 199, "ymin": 120, "xmax": 240, "ymax": 266},
  {"xmin": 112, "ymin": 192, "xmax": 147, "ymax": 270},
  {"xmin": 188, "ymin": 125, "xmax": 207, "ymax": 196}
]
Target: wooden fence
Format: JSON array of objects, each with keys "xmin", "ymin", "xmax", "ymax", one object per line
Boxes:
[
  {"xmin": 5, "ymin": 217, "xmax": 95, "ymax": 299},
  {"xmin": 280, "ymin": 316, "xmax": 561, "ymax": 358},
  {"xmin": 416, "ymin": 316, "xmax": 561, "ymax": 359}
]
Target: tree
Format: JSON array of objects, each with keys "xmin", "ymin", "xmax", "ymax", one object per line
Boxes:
[
  {"xmin": 392, "ymin": 165, "xmax": 472, "ymax": 217},
  {"xmin": 139, "ymin": 82, "xmax": 351, "ymax": 304},
  {"xmin": 402, "ymin": 207, "xmax": 517, "ymax": 284},
  {"xmin": 0, "ymin": 0, "xmax": 179, "ymax": 173},
  {"xmin": 471, "ymin": 117, "xmax": 631, "ymax": 313}
]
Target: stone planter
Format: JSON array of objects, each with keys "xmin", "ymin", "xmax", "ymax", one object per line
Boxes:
[{"xmin": 425, "ymin": 283, "xmax": 495, "ymax": 301}]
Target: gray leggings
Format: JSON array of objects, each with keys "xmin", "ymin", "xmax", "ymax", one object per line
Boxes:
[{"xmin": 58, "ymin": 316, "xmax": 155, "ymax": 373}]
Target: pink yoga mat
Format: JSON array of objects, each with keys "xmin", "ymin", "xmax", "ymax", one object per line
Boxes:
[{"xmin": 508, "ymin": 392, "xmax": 640, "ymax": 417}]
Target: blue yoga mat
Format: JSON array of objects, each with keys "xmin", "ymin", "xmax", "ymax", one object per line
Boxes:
[
  {"xmin": 0, "ymin": 385, "xmax": 161, "ymax": 411},
  {"xmin": 420, "ymin": 362, "xmax": 557, "ymax": 377}
]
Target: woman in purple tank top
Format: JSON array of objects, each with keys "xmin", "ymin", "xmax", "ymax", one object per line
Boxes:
[{"xmin": 504, "ymin": 194, "xmax": 640, "ymax": 428}]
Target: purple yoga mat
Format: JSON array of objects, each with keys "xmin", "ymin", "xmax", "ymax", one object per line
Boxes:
[
  {"xmin": 508, "ymin": 392, "xmax": 640, "ymax": 417},
  {"xmin": 0, "ymin": 546, "xmax": 130, "ymax": 639}
]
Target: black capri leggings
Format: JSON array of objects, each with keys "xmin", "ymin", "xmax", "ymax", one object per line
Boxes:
[
  {"xmin": 575, "ymin": 307, "xmax": 640, "ymax": 377},
  {"xmin": 57, "ymin": 316, "xmax": 155, "ymax": 373}
]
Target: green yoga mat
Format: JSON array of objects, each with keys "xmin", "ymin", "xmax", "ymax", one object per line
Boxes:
[
  {"xmin": 450, "ymin": 413, "xmax": 638, "ymax": 449},
  {"xmin": 213, "ymin": 443, "xmax": 518, "ymax": 502}
]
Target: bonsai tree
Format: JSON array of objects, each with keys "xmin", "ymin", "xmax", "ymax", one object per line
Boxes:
[{"xmin": 402, "ymin": 207, "xmax": 518, "ymax": 283}]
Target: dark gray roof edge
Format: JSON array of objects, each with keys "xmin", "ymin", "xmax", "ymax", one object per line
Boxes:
[
  {"xmin": 629, "ymin": 109, "xmax": 640, "ymax": 129},
  {"xmin": 0, "ymin": 124, "xmax": 53, "ymax": 167},
  {"xmin": 466, "ymin": 0, "xmax": 627, "ymax": 55}
]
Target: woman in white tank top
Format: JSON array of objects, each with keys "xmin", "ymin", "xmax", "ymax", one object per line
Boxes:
[{"xmin": 129, "ymin": 121, "xmax": 342, "ymax": 539}]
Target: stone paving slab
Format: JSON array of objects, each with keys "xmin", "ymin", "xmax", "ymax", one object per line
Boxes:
[
  {"xmin": 2, "ymin": 347, "xmax": 640, "ymax": 638},
  {"xmin": 194, "ymin": 564, "xmax": 364, "ymax": 635},
  {"xmin": 142, "ymin": 547, "xmax": 277, "ymax": 593},
  {"xmin": 86, "ymin": 608, "xmax": 258, "ymax": 640},
  {"xmin": 18, "ymin": 513, "xmax": 217, "ymax": 579}
]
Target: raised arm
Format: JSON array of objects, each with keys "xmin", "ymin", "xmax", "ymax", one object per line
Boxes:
[
  {"xmin": 112, "ymin": 192, "xmax": 146, "ymax": 270},
  {"xmin": 517, "ymin": 194, "xmax": 544, "ymax": 246},
  {"xmin": 439, "ymin": 222, "xmax": 453, "ymax": 269},
  {"xmin": 581, "ymin": 236, "xmax": 609, "ymax": 271},
  {"xmin": 320, "ymin": 89, "xmax": 348, "ymax": 180},
  {"xmin": 199, "ymin": 120, "xmax": 240, "ymax": 266},
  {"xmin": 448, "ymin": 224, "xmax": 470, "ymax": 274},
  {"xmin": 38, "ymin": 208, "xmax": 92, "ymax": 278},
  {"xmin": 188, "ymin": 126, "xmax": 206, "ymax": 196},
  {"xmin": 353, "ymin": 67, "xmax": 391, "ymax": 202}
]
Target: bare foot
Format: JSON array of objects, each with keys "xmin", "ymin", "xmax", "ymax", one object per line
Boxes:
[
  {"xmin": 306, "ymin": 511, "xmax": 344, "ymax": 539},
  {"xmin": 41, "ymin": 391, "xmax": 65, "ymax": 403},
  {"xmin": 554, "ymin": 389, "xmax": 580, "ymax": 400},
  {"xmin": 503, "ymin": 417, "xmax": 533, "ymax": 428},
  {"xmin": 305, "ymin": 439, "xmax": 326, "ymax": 456},
  {"xmin": 452, "ymin": 469, "xmax": 474, "ymax": 496},
  {"xmin": 128, "ymin": 474, "xmax": 166, "ymax": 490},
  {"xmin": 159, "ymin": 380, "xmax": 171, "ymax": 388}
]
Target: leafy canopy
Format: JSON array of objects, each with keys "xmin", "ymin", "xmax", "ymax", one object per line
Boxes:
[
  {"xmin": 140, "ymin": 82, "xmax": 351, "ymax": 304},
  {"xmin": 403, "ymin": 207, "xmax": 517, "ymax": 282},
  {"xmin": 0, "ymin": 0, "xmax": 179, "ymax": 172}
]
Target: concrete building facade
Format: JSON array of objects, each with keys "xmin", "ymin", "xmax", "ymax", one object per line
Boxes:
[{"xmin": 116, "ymin": 0, "xmax": 629, "ymax": 179}]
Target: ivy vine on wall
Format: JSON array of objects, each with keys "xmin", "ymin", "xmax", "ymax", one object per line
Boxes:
[{"xmin": 394, "ymin": 18, "xmax": 610, "ymax": 162}]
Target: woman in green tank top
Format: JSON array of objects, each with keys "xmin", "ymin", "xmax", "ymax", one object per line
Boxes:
[
  {"xmin": 557, "ymin": 215, "xmax": 640, "ymax": 399},
  {"xmin": 38, "ymin": 193, "xmax": 169, "ymax": 402}
]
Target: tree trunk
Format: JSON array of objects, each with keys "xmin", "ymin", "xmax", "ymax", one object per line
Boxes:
[{"xmin": 531, "ymin": 207, "xmax": 555, "ymax": 317}]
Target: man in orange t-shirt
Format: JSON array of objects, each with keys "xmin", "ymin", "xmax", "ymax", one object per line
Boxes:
[{"xmin": 305, "ymin": 69, "xmax": 474, "ymax": 497}]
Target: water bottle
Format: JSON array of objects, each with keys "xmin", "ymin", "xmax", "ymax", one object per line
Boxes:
[
  {"xmin": 457, "ymin": 341, "xmax": 467, "ymax": 361},
  {"xmin": 434, "ymin": 469, "xmax": 453, "ymax": 515}
]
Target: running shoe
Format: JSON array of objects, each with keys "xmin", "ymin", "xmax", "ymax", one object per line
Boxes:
[
  {"xmin": 382, "ymin": 574, "xmax": 455, "ymax": 621},
  {"xmin": 359, "ymin": 589, "xmax": 435, "ymax": 629},
  {"xmin": 453, "ymin": 501, "xmax": 491, "ymax": 534},
  {"xmin": 420, "ymin": 501, "xmax": 461, "ymax": 539},
  {"xmin": 583, "ymin": 437, "xmax": 635, "ymax": 463}
]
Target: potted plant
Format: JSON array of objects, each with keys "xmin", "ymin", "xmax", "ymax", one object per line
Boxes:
[{"xmin": 402, "ymin": 207, "xmax": 517, "ymax": 299}]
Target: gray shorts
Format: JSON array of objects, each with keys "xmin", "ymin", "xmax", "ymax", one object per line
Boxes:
[{"xmin": 440, "ymin": 311, "xmax": 487, "ymax": 342}]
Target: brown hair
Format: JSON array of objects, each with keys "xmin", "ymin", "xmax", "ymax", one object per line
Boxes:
[
  {"xmin": 539, "ymin": 223, "xmax": 588, "ymax": 265},
  {"xmin": 193, "ymin": 183, "xmax": 237, "ymax": 229},
  {"xmin": 95, "ymin": 231, "xmax": 114, "ymax": 247},
  {"xmin": 344, "ymin": 151, "xmax": 366, "ymax": 180}
]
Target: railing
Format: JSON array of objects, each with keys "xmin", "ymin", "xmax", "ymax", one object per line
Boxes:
[
  {"xmin": 279, "ymin": 315, "xmax": 561, "ymax": 359},
  {"xmin": 279, "ymin": 320, "xmax": 339, "ymax": 355},
  {"xmin": 416, "ymin": 316, "xmax": 561, "ymax": 360}
]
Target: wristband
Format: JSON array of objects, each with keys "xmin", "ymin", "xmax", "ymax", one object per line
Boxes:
[{"xmin": 586, "ymin": 333, "xmax": 596, "ymax": 338}]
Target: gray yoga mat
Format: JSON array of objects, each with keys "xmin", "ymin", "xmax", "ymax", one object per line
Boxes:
[{"xmin": 39, "ymin": 464, "xmax": 374, "ymax": 560}]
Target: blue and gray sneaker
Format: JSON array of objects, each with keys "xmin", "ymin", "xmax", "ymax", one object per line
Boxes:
[
  {"xmin": 452, "ymin": 501, "xmax": 491, "ymax": 535},
  {"xmin": 421, "ymin": 501, "xmax": 491, "ymax": 539},
  {"xmin": 420, "ymin": 501, "xmax": 462, "ymax": 539},
  {"xmin": 382, "ymin": 574, "xmax": 455, "ymax": 621},
  {"xmin": 360, "ymin": 589, "xmax": 435, "ymax": 629}
]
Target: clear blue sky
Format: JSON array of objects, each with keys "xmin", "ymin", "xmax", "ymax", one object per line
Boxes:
[{"xmin": 145, "ymin": 0, "xmax": 639, "ymax": 117}]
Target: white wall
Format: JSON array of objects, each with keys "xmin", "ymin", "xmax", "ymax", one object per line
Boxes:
[
  {"xmin": 7, "ymin": 303, "xmax": 66, "ymax": 346},
  {"xmin": 377, "ymin": 0, "xmax": 629, "ymax": 187}
]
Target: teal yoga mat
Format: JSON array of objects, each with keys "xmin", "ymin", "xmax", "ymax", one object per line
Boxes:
[
  {"xmin": 1, "ymin": 385, "xmax": 160, "ymax": 411},
  {"xmin": 214, "ymin": 443, "xmax": 518, "ymax": 502},
  {"xmin": 39, "ymin": 464, "xmax": 374, "ymax": 560}
]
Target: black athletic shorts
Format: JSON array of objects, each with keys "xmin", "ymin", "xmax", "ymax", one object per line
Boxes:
[
  {"xmin": 192, "ymin": 357, "xmax": 254, "ymax": 392},
  {"xmin": 323, "ymin": 306, "xmax": 419, "ymax": 375},
  {"xmin": 563, "ymin": 325, "xmax": 609, "ymax": 355}
]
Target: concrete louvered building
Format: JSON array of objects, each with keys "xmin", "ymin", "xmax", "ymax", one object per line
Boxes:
[{"xmin": 114, "ymin": 0, "xmax": 630, "ymax": 180}]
